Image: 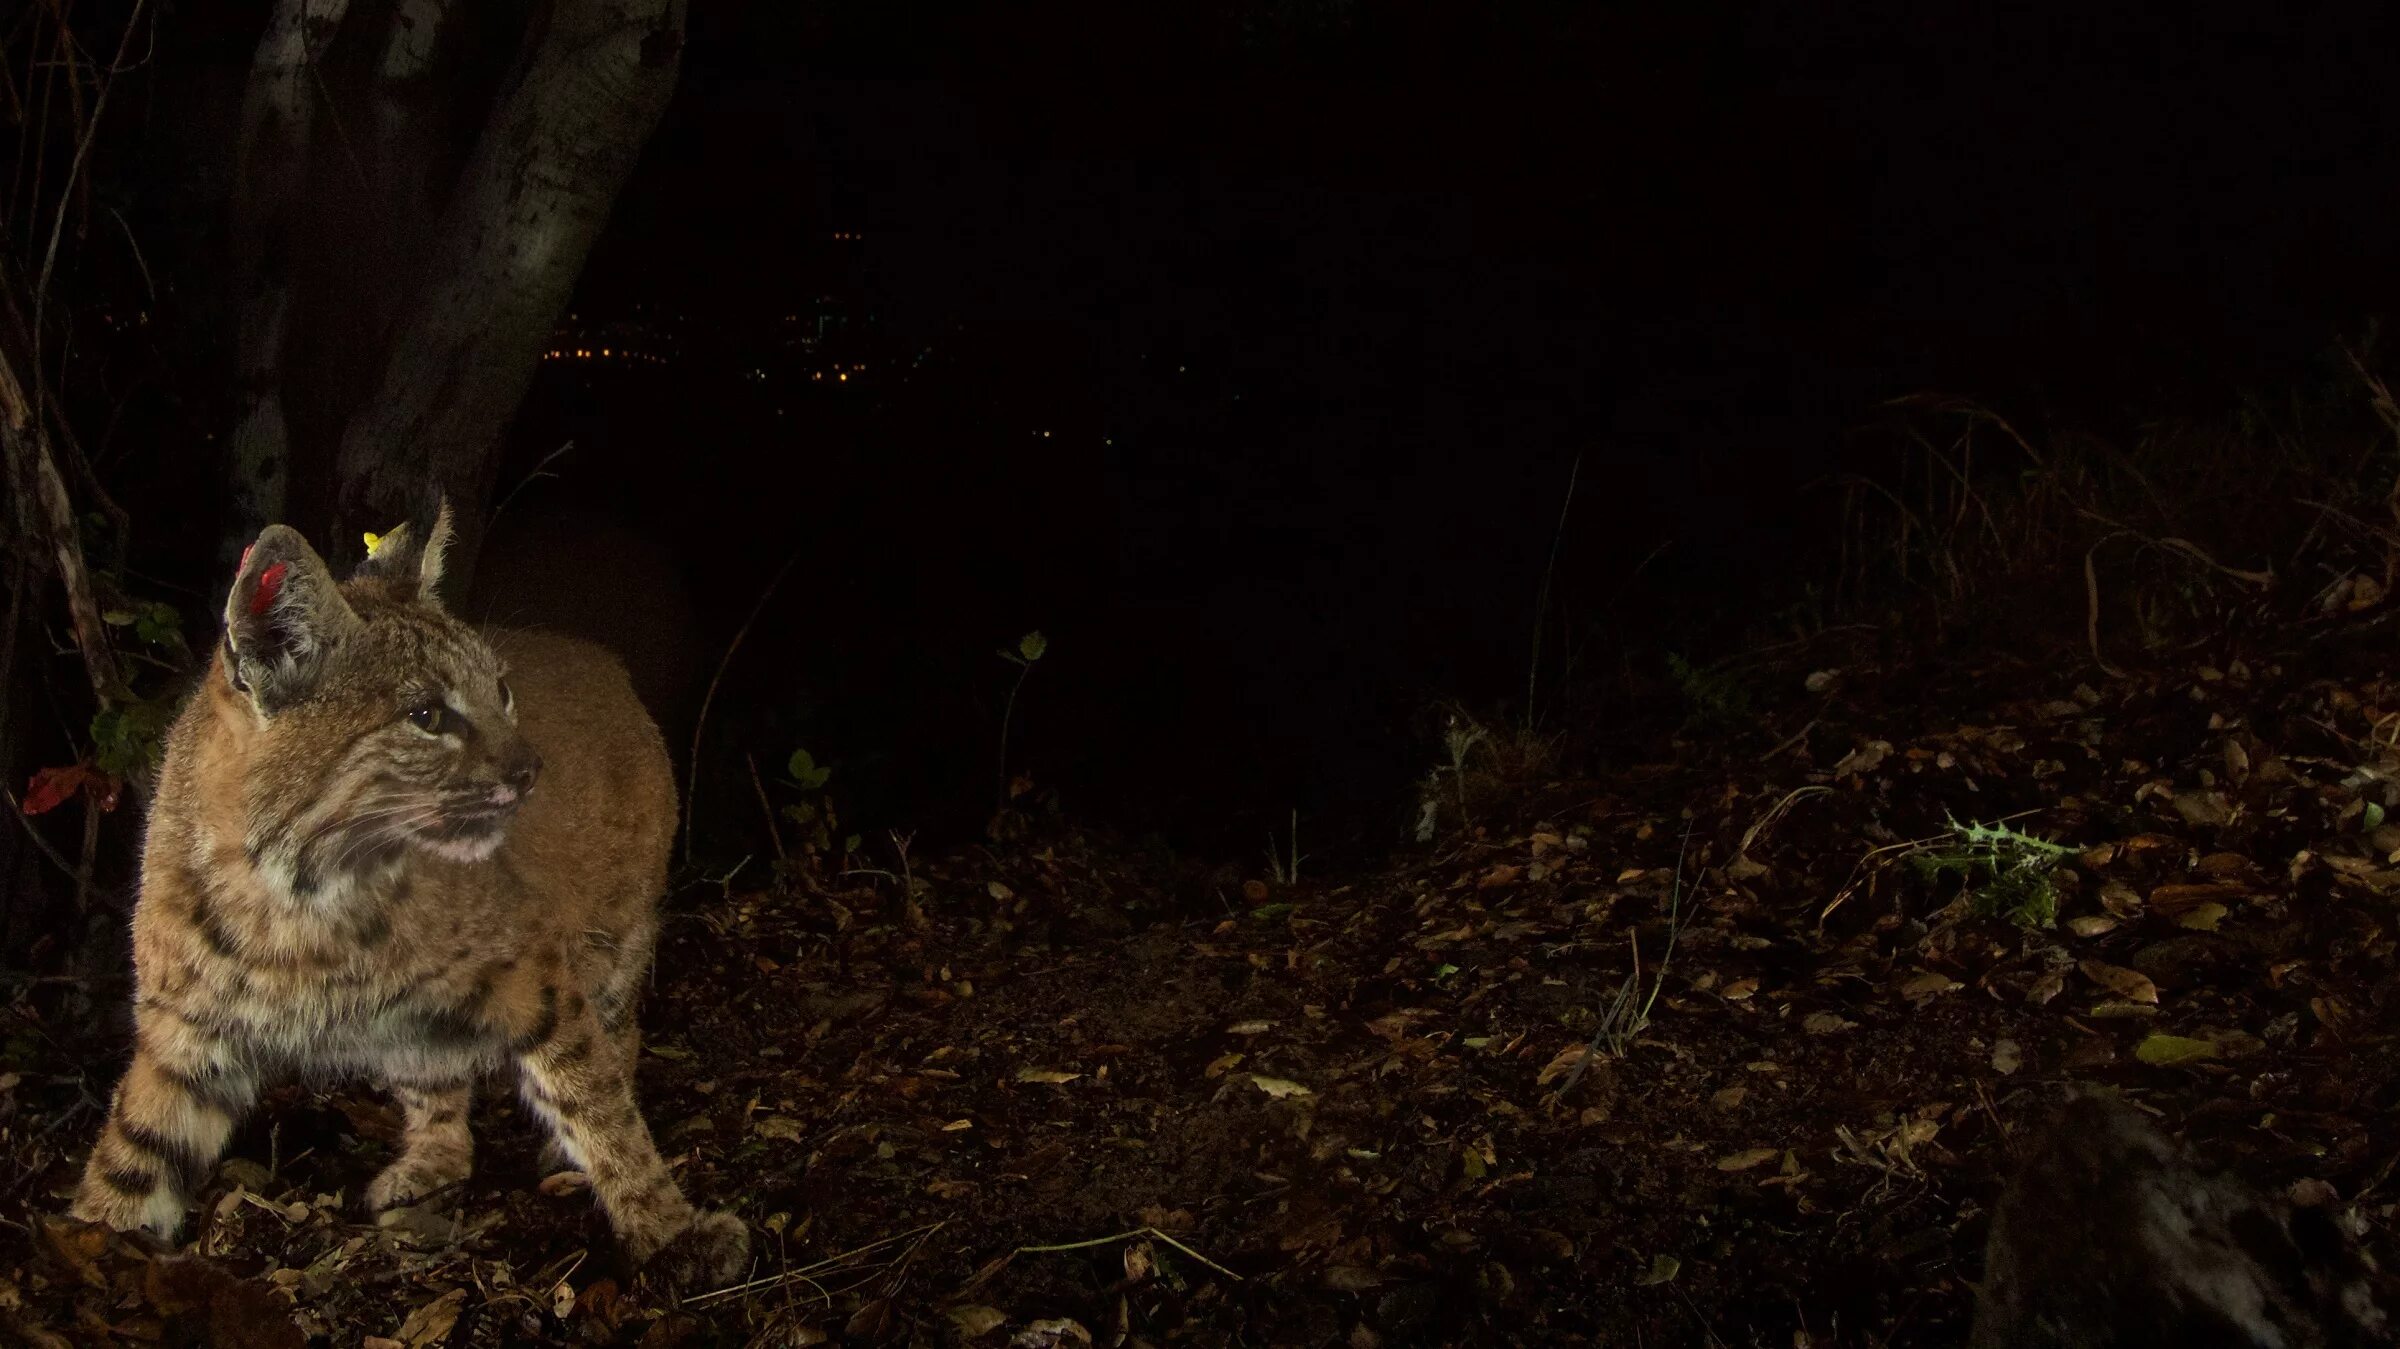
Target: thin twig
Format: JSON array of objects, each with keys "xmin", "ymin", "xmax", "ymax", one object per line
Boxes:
[
  {"xmin": 681, "ymin": 1221, "xmax": 946, "ymax": 1309},
  {"xmin": 1525, "ymin": 452, "xmax": 1581, "ymax": 731},
  {"xmin": 487, "ymin": 439, "xmax": 574, "ymax": 533},
  {"xmin": 2084, "ymin": 533, "xmax": 2128, "ymax": 679},
  {"xmin": 745, "ymin": 752, "xmax": 785, "ymax": 864},
  {"xmin": 2, "ymin": 784, "xmax": 80, "ymax": 881},
  {"xmin": 684, "ymin": 544, "xmax": 804, "ymax": 862},
  {"xmin": 31, "ymin": 0, "xmax": 149, "ymax": 406},
  {"xmin": 1013, "ymin": 1225, "xmax": 1243, "ymax": 1281}
]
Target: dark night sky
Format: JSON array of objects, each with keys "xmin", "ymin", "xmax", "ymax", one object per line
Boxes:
[{"xmin": 520, "ymin": 0, "xmax": 2400, "ymax": 852}]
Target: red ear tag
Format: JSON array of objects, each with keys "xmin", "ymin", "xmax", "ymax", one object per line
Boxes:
[{"xmin": 249, "ymin": 561, "xmax": 289, "ymax": 617}]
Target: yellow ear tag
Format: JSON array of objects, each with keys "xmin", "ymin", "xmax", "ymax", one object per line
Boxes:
[{"xmin": 363, "ymin": 531, "xmax": 385, "ymax": 557}]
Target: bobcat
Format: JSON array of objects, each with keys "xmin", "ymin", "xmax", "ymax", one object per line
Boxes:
[{"xmin": 69, "ymin": 510, "xmax": 748, "ymax": 1290}]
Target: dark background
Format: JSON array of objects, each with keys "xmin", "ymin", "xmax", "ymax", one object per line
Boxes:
[{"xmin": 84, "ymin": 0, "xmax": 2400, "ymax": 861}]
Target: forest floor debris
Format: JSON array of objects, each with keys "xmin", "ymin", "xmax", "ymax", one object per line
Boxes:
[{"xmin": 11, "ymin": 614, "xmax": 2400, "ymax": 1344}]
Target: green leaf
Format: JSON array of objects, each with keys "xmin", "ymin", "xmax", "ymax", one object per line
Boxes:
[
  {"xmin": 1018, "ymin": 630, "xmax": 1048, "ymax": 662},
  {"xmin": 132, "ymin": 601, "xmax": 183, "ymax": 648},
  {"xmin": 843, "ymin": 834, "xmax": 862, "ymax": 854},
  {"xmin": 2134, "ymin": 1033, "xmax": 2218, "ymax": 1066},
  {"xmin": 2366, "ymin": 801, "xmax": 2387, "ymax": 833},
  {"xmin": 786, "ymin": 748, "xmax": 830, "ymax": 789},
  {"xmin": 102, "ymin": 609, "xmax": 136, "ymax": 626},
  {"xmin": 1250, "ymin": 902, "xmax": 1294, "ymax": 922},
  {"xmin": 1635, "ymin": 1254, "xmax": 1681, "ymax": 1286},
  {"xmin": 89, "ymin": 699, "xmax": 173, "ymax": 779}
]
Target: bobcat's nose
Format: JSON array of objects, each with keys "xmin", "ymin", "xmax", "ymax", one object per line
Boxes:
[{"xmin": 493, "ymin": 744, "xmax": 542, "ymax": 803}]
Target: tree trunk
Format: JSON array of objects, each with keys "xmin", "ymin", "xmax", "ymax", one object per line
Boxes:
[
  {"xmin": 224, "ymin": 0, "xmax": 355, "ymax": 560},
  {"xmin": 332, "ymin": 0, "xmax": 685, "ymax": 591}
]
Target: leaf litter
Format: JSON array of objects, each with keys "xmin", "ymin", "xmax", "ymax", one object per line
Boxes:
[{"xmin": 11, "ymin": 625, "xmax": 2400, "ymax": 1342}]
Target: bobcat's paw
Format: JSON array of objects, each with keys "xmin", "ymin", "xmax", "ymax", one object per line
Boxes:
[
  {"xmin": 366, "ymin": 1152, "xmax": 471, "ymax": 1211},
  {"xmin": 71, "ymin": 1170, "xmax": 186, "ymax": 1241},
  {"xmin": 639, "ymin": 1210, "xmax": 750, "ymax": 1295}
]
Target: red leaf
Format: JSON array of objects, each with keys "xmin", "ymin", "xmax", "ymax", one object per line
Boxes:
[
  {"xmin": 248, "ymin": 561, "xmax": 289, "ymax": 617},
  {"xmin": 22, "ymin": 764, "xmax": 92, "ymax": 815}
]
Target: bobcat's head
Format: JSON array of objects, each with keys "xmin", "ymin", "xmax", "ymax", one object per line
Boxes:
[{"xmin": 219, "ymin": 507, "xmax": 541, "ymax": 893}]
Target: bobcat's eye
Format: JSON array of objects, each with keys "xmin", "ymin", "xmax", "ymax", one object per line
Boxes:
[{"xmin": 405, "ymin": 702, "xmax": 448, "ymax": 735}]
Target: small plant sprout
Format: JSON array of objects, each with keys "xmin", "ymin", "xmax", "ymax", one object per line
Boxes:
[
  {"xmin": 778, "ymin": 748, "xmax": 849, "ymax": 859},
  {"xmin": 1905, "ymin": 816, "xmax": 2075, "ymax": 929},
  {"xmin": 1561, "ymin": 823, "xmax": 1692, "ymax": 1093},
  {"xmin": 995, "ymin": 630, "xmax": 1046, "ymax": 812},
  {"xmin": 1266, "ymin": 808, "xmax": 1304, "ymax": 886}
]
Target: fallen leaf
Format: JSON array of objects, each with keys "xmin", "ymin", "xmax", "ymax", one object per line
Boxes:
[
  {"xmin": 2134, "ymin": 1034, "xmax": 2217, "ymax": 1066},
  {"xmin": 1635, "ymin": 1253, "xmax": 1681, "ymax": 1286},
  {"xmin": 947, "ymin": 1306, "xmax": 1008, "ymax": 1338},
  {"xmin": 1010, "ymin": 1318, "xmax": 1093, "ymax": 1347},
  {"xmin": 2169, "ymin": 791, "xmax": 2234, "ymax": 827},
  {"xmin": 2174, "ymin": 902, "xmax": 2229, "ymax": 931},
  {"xmin": 1249, "ymin": 1074, "xmax": 1312, "ymax": 1099},
  {"xmin": 847, "ymin": 1297, "xmax": 897, "ymax": 1340},
  {"xmin": 1833, "ymin": 741, "xmax": 1891, "ymax": 775},
  {"xmin": 1802, "ymin": 1011, "xmax": 1854, "ymax": 1034},
  {"xmin": 1227, "ymin": 1020, "xmax": 1275, "ymax": 1035},
  {"xmin": 2079, "ymin": 960, "xmax": 2159, "ymax": 1004},
  {"xmin": 1535, "ymin": 1043, "xmax": 1591, "ymax": 1086},
  {"xmin": 1898, "ymin": 971, "xmax": 1962, "ymax": 998},
  {"xmin": 1717, "ymin": 1147, "xmax": 1779, "ymax": 1172},
  {"xmin": 538, "ymin": 1170, "xmax": 591, "ymax": 1196},
  {"xmin": 1322, "ymin": 1264, "xmax": 1384, "ymax": 1292},
  {"xmin": 1015, "ymin": 1068, "xmax": 1082, "ymax": 1085},
  {"xmin": 2026, "ymin": 967, "xmax": 2068, "ymax": 1005},
  {"xmin": 1991, "ymin": 1039, "xmax": 2023, "ymax": 1074},
  {"xmin": 395, "ymin": 1289, "xmax": 467, "ymax": 1349}
]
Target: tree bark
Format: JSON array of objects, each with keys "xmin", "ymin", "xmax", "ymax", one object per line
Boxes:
[
  {"xmin": 0, "ymin": 289, "xmax": 128, "ymax": 709},
  {"xmin": 224, "ymin": 0, "xmax": 355, "ymax": 558},
  {"xmin": 332, "ymin": 0, "xmax": 685, "ymax": 589}
]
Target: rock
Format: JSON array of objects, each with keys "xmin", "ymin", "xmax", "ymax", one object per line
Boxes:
[{"xmin": 1971, "ymin": 1093, "xmax": 2389, "ymax": 1348}]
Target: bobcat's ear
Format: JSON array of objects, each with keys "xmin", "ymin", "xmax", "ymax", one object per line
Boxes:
[
  {"xmin": 418, "ymin": 500, "xmax": 455, "ymax": 601},
  {"xmin": 225, "ymin": 526, "xmax": 360, "ymax": 713},
  {"xmin": 349, "ymin": 500, "xmax": 456, "ymax": 606}
]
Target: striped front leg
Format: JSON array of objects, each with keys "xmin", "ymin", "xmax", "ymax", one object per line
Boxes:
[
  {"xmin": 71, "ymin": 1007, "xmax": 255, "ymax": 1239},
  {"xmin": 516, "ymin": 1008, "xmax": 748, "ymax": 1290}
]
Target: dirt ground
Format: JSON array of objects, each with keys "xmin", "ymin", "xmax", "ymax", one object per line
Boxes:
[{"xmin": 11, "ymin": 615, "xmax": 2400, "ymax": 1346}]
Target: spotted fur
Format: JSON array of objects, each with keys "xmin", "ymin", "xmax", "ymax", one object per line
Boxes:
[{"xmin": 71, "ymin": 510, "xmax": 748, "ymax": 1291}]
